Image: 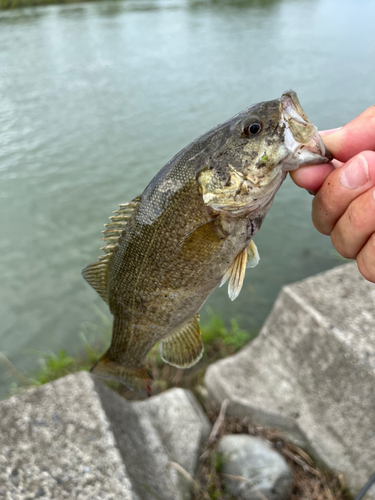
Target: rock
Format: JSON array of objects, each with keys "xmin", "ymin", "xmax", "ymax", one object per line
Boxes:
[
  {"xmin": 205, "ymin": 263, "xmax": 375, "ymax": 498},
  {"xmin": 0, "ymin": 372, "xmax": 211, "ymax": 500},
  {"xmin": 218, "ymin": 434, "xmax": 293, "ymax": 500}
]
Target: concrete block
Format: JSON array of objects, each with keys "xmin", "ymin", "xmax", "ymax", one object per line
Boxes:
[
  {"xmin": 205, "ymin": 263, "xmax": 375, "ymax": 498},
  {"xmin": 94, "ymin": 379, "xmax": 211, "ymax": 500},
  {"xmin": 0, "ymin": 372, "xmax": 211, "ymax": 500}
]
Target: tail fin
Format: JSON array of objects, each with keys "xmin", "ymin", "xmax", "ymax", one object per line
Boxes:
[{"xmin": 90, "ymin": 350, "xmax": 153, "ymax": 391}]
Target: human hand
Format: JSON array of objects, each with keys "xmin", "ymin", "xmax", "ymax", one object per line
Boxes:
[{"xmin": 290, "ymin": 106, "xmax": 375, "ymax": 282}]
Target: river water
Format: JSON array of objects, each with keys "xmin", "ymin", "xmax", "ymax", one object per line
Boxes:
[{"xmin": 0, "ymin": 0, "xmax": 374, "ymax": 395}]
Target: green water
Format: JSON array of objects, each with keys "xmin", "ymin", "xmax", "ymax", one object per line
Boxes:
[{"xmin": 0, "ymin": 0, "xmax": 374, "ymax": 395}]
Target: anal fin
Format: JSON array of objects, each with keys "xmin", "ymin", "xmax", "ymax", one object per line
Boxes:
[
  {"xmin": 159, "ymin": 315, "xmax": 203, "ymax": 368},
  {"xmin": 91, "ymin": 350, "xmax": 153, "ymax": 391}
]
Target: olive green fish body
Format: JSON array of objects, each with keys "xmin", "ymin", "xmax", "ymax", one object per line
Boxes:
[
  {"xmin": 83, "ymin": 90, "xmax": 332, "ymax": 389},
  {"xmin": 106, "ymin": 148, "xmax": 252, "ymax": 370}
]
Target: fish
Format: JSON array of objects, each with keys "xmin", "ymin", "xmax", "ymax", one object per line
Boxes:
[{"xmin": 82, "ymin": 90, "xmax": 332, "ymax": 390}]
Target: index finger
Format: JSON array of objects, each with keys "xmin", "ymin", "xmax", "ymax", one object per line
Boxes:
[{"xmin": 290, "ymin": 162, "xmax": 336, "ymax": 192}]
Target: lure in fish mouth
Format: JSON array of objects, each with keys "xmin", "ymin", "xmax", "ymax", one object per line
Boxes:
[{"xmin": 82, "ymin": 90, "xmax": 332, "ymax": 391}]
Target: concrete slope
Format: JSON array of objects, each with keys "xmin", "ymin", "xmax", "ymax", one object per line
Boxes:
[
  {"xmin": 0, "ymin": 372, "xmax": 210, "ymax": 500},
  {"xmin": 205, "ymin": 263, "xmax": 375, "ymax": 498}
]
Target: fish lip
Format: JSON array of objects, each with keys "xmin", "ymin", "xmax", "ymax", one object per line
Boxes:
[
  {"xmin": 281, "ymin": 90, "xmax": 310, "ymax": 124},
  {"xmin": 280, "ymin": 91, "xmax": 333, "ymax": 170}
]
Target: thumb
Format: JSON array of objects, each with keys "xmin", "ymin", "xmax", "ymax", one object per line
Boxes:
[{"xmin": 322, "ymin": 106, "xmax": 375, "ymax": 163}]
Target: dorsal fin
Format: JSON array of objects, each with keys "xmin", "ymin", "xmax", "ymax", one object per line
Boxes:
[{"xmin": 81, "ymin": 196, "xmax": 141, "ymax": 303}]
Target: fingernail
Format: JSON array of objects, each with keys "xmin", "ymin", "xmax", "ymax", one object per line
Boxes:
[
  {"xmin": 319, "ymin": 127, "xmax": 342, "ymax": 137},
  {"xmin": 340, "ymin": 155, "xmax": 369, "ymax": 189}
]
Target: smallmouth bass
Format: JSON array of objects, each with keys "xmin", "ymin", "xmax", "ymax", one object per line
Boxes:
[{"xmin": 82, "ymin": 90, "xmax": 331, "ymax": 390}]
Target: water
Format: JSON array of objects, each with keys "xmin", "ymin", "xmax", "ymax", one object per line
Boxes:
[{"xmin": 0, "ymin": 0, "xmax": 374, "ymax": 395}]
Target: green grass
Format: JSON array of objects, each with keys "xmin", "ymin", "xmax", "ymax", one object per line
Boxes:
[
  {"xmin": 201, "ymin": 313, "xmax": 251, "ymax": 354},
  {"xmin": 4, "ymin": 310, "xmax": 256, "ymax": 399},
  {"xmin": 30, "ymin": 348, "xmax": 94, "ymax": 386},
  {"xmin": 29, "ymin": 315, "xmax": 111, "ymax": 387}
]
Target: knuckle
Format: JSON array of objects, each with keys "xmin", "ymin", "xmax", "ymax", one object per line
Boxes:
[
  {"xmin": 357, "ymin": 259, "xmax": 375, "ymax": 283},
  {"xmin": 345, "ymin": 202, "xmax": 363, "ymax": 233},
  {"xmin": 357, "ymin": 236, "xmax": 375, "ymax": 283},
  {"xmin": 331, "ymin": 229, "xmax": 355, "ymax": 259},
  {"xmin": 312, "ymin": 195, "xmax": 333, "ymax": 235},
  {"xmin": 315, "ymin": 189, "xmax": 331, "ymax": 214},
  {"xmin": 363, "ymin": 150, "xmax": 375, "ymax": 171},
  {"xmin": 367, "ymin": 233, "xmax": 375, "ymax": 254}
]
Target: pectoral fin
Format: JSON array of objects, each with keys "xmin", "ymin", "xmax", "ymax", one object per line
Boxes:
[
  {"xmin": 246, "ymin": 240, "xmax": 260, "ymax": 268},
  {"xmin": 220, "ymin": 246, "xmax": 248, "ymax": 301},
  {"xmin": 91, "ymin": 350, "xmax": 153, "ymax": 391},
  {"xmin": 181, "ymin": 217, "xmax": 228, "ymax": 256},
  {"xmin": 220, "ymin": 241, "xmax": 259, "ymax": 300},
  {"xmin": 159, "ymin": 315, "xmax": 203, "ymax": 368}
]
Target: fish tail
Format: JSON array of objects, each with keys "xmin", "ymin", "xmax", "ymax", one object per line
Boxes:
[{"xmin": 90, "ymin": 350, "xmax": 153, "ymax": 391}]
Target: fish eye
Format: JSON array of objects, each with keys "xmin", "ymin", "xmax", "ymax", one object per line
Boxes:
[{"xmin": 244, "ymin": 122, "xmax": 262, "ymax": 137}]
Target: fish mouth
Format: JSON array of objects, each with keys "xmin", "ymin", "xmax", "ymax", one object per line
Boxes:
[{"xmin": 280, "ymin": 90, "xmax": 333, "ymax": 171}]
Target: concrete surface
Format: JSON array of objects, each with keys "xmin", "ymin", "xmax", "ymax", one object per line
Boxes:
[
  {"xmin": 205, "ymin": 263, "xmax": 375, "ymax": 498},
  {"xmin": 0, "ymin": 372, "xmax": 211, "ymax": 500}
]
